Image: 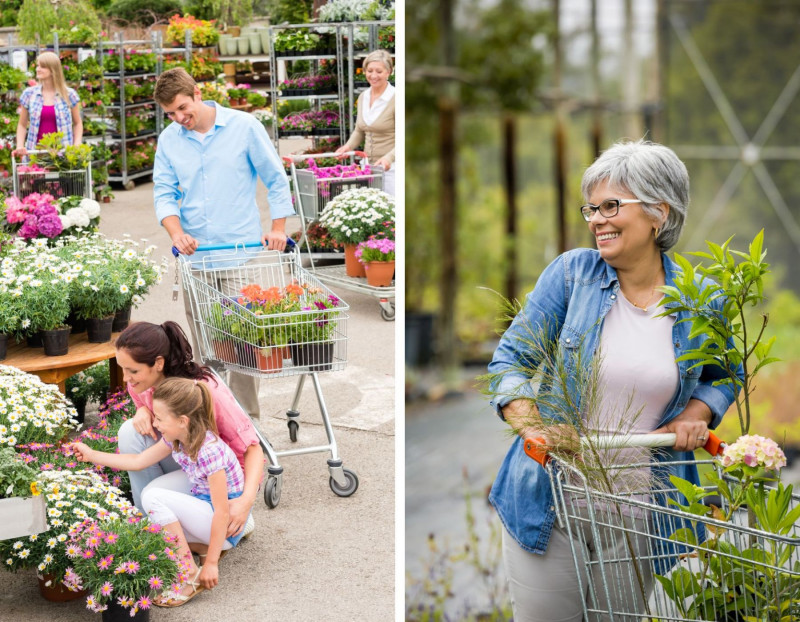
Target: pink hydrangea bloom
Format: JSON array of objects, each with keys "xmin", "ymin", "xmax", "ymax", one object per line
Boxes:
[{"xmin": 720, "ymin": 434, "xmax": 787, "ymax": 471}]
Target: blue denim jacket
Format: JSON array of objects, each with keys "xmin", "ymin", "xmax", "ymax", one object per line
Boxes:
[{"xmin": 487, "ymin": 248, "xmax": 739, "ymax": 554}]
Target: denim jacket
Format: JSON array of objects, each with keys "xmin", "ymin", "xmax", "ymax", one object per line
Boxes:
[{"xmin": 487, "ymin": 248, "xmax": 739, "ymax": 554}]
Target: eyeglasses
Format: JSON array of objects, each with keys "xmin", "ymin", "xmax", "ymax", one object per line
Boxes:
[{"xmin": 580, "ymin": 198, "xmax": 643, "ymax": 222}]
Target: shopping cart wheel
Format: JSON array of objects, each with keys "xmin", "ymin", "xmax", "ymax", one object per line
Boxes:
[
  {"xmin": 329, "ymin": 468, "xmax": 359, "ymax": 497},
  {"xmin": 264, "ymin": 477, "xmax": 281, "ymax": 508},
  {"xmin": 380, "ymin": 301, "xmax": 395, "ymax": 322},
  {"xmin": 287, "ymin": 419, "xmax": 299, "ymax": 443}
]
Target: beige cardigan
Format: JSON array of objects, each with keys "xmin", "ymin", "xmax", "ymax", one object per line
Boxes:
[{"xmin": 341, "ymin": 89, "xmax": 395, "ymax": 165}]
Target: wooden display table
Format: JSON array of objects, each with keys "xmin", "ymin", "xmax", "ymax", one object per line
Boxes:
[{"xmin": 3, "ymin": 332, "xmax": 124, "ymax": 394}]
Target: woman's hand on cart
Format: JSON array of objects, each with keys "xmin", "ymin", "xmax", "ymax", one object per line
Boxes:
[
  {"xmin": 650, "ymin": 398, "xmax": 714, "ymax": 452},
  {"xmin": 12, "ymin": 146, "xmax": 27, "ymax": 158},
  {"xmin": 375, "ymin": 157, "xmax": 391, "ymax": 171}
]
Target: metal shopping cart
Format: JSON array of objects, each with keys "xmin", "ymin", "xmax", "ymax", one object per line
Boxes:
[
  {"xmin": 524, "ymin": 433, "xmax": 800, "ymax": 621},
  {"xmin": 175, "ymin": 239, "xmax": 358, "ymax": 509},
  {"xmin": 12, "ymin": 151, "xmax": 93, "ymax": 199},
  {"xmin": 286, "ymin": 151, "xmax": 396, "ymax": 321}
]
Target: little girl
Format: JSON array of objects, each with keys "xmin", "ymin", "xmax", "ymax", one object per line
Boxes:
[{"xmin": 71, "ymin": 377, "xmax": 250, "ymax": 608}]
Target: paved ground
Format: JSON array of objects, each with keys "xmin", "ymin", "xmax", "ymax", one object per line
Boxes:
[{"xmin": 0, "ymin": 179, "xmax": 397, "ymax": 621}]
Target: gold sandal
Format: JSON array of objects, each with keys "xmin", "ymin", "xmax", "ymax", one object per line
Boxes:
[{"xmin": 154, "ymin": 567, "xmax": 206, "ymax": 608}]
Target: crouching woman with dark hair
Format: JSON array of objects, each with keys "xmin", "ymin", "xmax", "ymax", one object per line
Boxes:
[{"xmin": 115, "ymin": 321, "xmax": 263, "ymax": 542}]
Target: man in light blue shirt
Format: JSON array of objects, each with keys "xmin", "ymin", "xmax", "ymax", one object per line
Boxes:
[{"xmin": 153, "ymin": 68, "xmax": 295, "ymax": 420}]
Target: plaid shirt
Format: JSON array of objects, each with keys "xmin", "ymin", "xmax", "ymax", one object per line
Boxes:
[
  {"xmin": 19, "ymin": 85, "xmax": 80, "ymax": 150},
  {"xmin": 167, "ymin": 430, "xmax": 245, "ymax": 497}
]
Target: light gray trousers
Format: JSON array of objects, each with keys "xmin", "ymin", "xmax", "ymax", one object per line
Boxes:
[{"xmin": 501, "ymin": 509, "xmax": 653, "ymax": 622}]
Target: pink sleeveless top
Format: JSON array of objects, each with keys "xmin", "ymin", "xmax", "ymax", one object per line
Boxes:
[{"xmin": 36, "ymin": 105, "xmax": 58, "ymax": 142}]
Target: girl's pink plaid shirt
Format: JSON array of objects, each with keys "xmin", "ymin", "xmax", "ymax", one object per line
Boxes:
[{"xmin": 166, "ymin": 430, "xmax": 245, "ymax": 497}]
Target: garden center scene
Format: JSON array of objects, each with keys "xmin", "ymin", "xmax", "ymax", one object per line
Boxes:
[
  {"xmin": 406, "ymin": 1, "xmax": 800, "ymax": 620},
  {"xmin": 0, "ymin": 0, "xmax": 396, "ymax": 620}
]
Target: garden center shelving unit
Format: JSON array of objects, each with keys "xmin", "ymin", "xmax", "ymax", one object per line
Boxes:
[
  {"xmin": 98, "ymin": 33, "xmax": 164, "ymax": 190},
  {"xmin": 267, "ymin": 23, "xmax": 348, "ymax": 148},
  {"xmin": 344, "ymin": 21, "xmax": 395, "ymax": 133}
]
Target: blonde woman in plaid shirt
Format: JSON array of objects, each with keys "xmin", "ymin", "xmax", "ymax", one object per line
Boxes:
[
  {"xmin": 72, "ymin": 377, "xmax": 248, "ymax": 608},
  {"xmin": 14, "ymin": 51, "xmax": 83, "ymax": 157}
]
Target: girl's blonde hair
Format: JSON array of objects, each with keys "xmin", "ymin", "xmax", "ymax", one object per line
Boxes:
[
  {"xmin": 36, "ymin": 52, "xmax": 70, "ymax": 103},
  {"xmin": 153, "ymin": 377, "xmax": 218, "ymax": 461}
]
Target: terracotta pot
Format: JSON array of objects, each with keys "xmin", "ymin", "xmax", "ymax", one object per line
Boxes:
[
  {"xmin": 344, "ymin": 244, "xmax": 367, "ymax": 278},
  {"xmin": 255, "ymin": 346, "xmax": 287, "ymax": 373},
  {"xmin": 42, "ymin": 326, "xmax": 70, "ymax": 356},
  {"xmin": 37, "ymin": 573, "xmax": 85, "ymax": 602},
  {"xmin": 86, "ymin": 315, "xmax": 115, "ymax": 343},
  {"xmin": 212, "ymin": 339, "xmax": 237, "ymax": 364},
  {"xmin": 365, "ymin": 261, "xmax": 395, "ymax": 287},
  {"xmin": 103, "ymin": 196, "xmax": 111, "ymax": 203}
]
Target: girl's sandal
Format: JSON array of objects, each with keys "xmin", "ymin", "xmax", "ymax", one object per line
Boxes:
[{"xmin": 154, "ymin": 567, "xmax": 206, "ymax": 608}]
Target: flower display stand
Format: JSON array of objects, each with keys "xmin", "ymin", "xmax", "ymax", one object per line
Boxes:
[{"xmin": 0, "ymin": 495, "xmax": 48, "ymax": 540}]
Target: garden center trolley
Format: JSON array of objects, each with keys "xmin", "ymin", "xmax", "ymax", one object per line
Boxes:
[
  {"xmin": 12, "ymin": 151, "xmax": 93, "ymax": 200},
  {"xmin": 286, "ymin": 152, "xmax": 396, "ymax": 321},
  {"xmin": 175, "ymin": 240, "xmax": 358, "ymax": 509},
  {"xmin": 524, "ymin": 433, "xmax": 800, "ymax": 621}
]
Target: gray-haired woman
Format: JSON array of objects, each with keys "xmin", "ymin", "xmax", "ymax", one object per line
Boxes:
[{"xmin": 486, "ymin": 140, "xmax": 741, "ymax": 621}]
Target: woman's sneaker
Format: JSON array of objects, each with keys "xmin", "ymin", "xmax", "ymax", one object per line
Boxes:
[{"xmin": 242, "ymin": 514, "xmax": 255, "ymax": 538}]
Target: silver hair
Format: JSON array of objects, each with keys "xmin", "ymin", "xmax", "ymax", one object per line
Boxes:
[
  {"xmin": 580, "ymin": 140, "xmax": 689, "ymax": 252},
  {"xmin": 363, "ymin": 49, "xmax": 393, "ymax": 74}
]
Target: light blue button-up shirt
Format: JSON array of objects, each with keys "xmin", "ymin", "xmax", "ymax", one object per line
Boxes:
[{"xmin": 153, "ymin": 102, "xmax": 294, "ymax": 264}]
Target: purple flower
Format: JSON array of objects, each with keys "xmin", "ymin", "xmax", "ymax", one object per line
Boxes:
[
  {"xmin": 18, "ymin": 215, "xmax": 39, "ymax": 239},
  {"xmin": 38, "ymin": 213, "xmax": 64, "ymax": 238}
]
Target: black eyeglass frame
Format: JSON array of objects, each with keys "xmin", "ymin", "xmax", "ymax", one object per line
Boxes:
[{"xmin": 579, "ymin": 198, "xmax": 643, "ymax": 222}]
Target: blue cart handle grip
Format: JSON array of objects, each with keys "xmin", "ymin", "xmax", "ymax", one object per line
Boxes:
[{"xmin": 172, "ymin": 237, "xmax": 296, "ymax": 257}]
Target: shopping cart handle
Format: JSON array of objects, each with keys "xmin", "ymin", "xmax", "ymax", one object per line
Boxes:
[
  {"xmin": 171, "ymin": 237, "xmax": 296, "ymax": 257},
  {"xmin": 524, "ymin": 431, "xmax": 726, "ymax": 467},
  {"xmin": 281, "ymin": 151, "xmax": 367, "ymax": 164}
]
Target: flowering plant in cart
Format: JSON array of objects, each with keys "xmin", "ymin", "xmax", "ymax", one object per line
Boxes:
[
  {"xmin": 64, "ymin": 517, "xmax": 187, "ymax": 615},
  {"xmin": 657, "ymin": 435, "xmax": 800, "ymax": 621},
  {"xmin": 237, "ymin": 283, "xmax": 304, "ymax": 350},
  {"xmin": 294, "ymin": 290, "xmax": 343, "ymax": 344}
]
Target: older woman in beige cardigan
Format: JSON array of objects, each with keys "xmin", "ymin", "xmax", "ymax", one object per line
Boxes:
[{"xmin": 336, "ymin": 49, "xmax": 395, "ymax": 195}]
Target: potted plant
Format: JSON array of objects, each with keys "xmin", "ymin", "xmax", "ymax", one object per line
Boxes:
[
  {"xmin": 0, "ymin": 447, "xmax": 47, "ymax": 541},
  {"xmin": 0, "ymin": 364, "xmax": 80, "ymax": 446},
  {"xmin": 57, "ymin": 195, "xmax": 102, "ymax": 236},
  {"xmin": 165, "ymin": 14, "xmax": 220, "ymax": 47},
  {"xmin": 3, "ymin": 193, "xmax": 65, "ymax": 240},
  {"xmin": 318, "ymin": 187, "xmax": 395, "ymax": 277},
  {"xmin": 356, "ymin": 235, "xmax": 395, "ymax": 287},
  {"xmin": 651, "ymin": 232, "xmax": 797, "ymax": 620},
  {"xmin": 291, "ymin": 220, "xmax": 344, "ymax": 253},
  {"xmin": 65, "ymin": 360, "xmax": 110, "ymax": 423},
  {"xmin": 272, "ymin": 30, "xmax": 322, "ymax": 57},
  {"xmin": 0, "ymin": 470, "xmax": 138, "ymax": 602},
  {"xmin": 206, "ymin": 298, "xmax": 237, "ymax": 363},
  {"xmin": 290, "ymin": 291, "xmax": 344, "ymax": 370},
  {"xmin": 64, "ymin": 517, "xmax": 186, "ymax": 619}
]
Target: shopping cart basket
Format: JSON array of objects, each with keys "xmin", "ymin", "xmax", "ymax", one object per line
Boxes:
[
  {"xmin": 524, "ymin": 433, "xmax": 800, "ymax": 621},
  {"xmin": 175, "ymin": 239, "xmax": 358, "ymax": 508},
  {"xmin": 286, "ymin": 151, "xmax": 395, "ymax": 321},
  {"xmin": 12, "ymin": 150, "xmax": 93, "ymax": 199}
]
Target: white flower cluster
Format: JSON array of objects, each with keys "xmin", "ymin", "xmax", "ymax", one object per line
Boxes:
[
  {"xmin": 2, "ymin": 470, "xmax": 137, "ymax": 574},
  {"xmin": 318, "ymin": 187, "xmax": 394, "ymax": 241},
  {"xmin": 58, "ymin": 198, "xmax": 102, "ymax": 232},
  {"xmin": 0, "ymin": 365, "xmax": 80, "ymax": 447}
]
